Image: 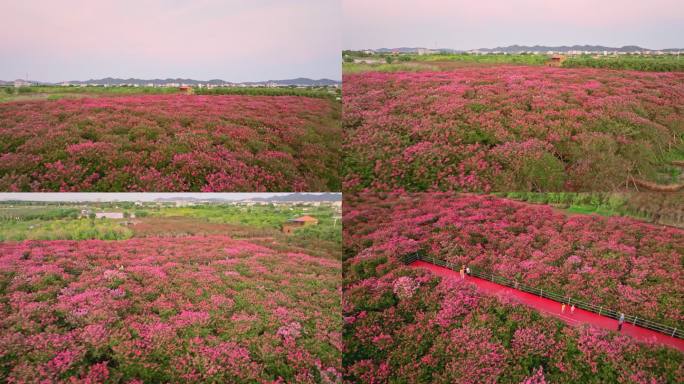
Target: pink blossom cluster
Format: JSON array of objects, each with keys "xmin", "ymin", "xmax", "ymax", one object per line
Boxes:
[
  {"xmin": 432, "ymin": 278, "xmax": 480, "ymax": 327},
  {"xmin": 277, "ymin": 321, "xmax": 303, "ymax": 340},
  {"xmin": 392, "ymin": 276, "xmax": 419, "ymax": 299},
  {"xmin": 343, "ymin": 67, "xmax": 684, "ymax": 191},
  {"xmin": 520, "ymin": 367, "xmax": 548, "ymax": 384},
  {"xmin": 0, "ymin": 235, "xmax": 341, "ymax": 383},
  {"xmin": 0, "ymin": 94, "xmax": 340, "ymax": 191}
]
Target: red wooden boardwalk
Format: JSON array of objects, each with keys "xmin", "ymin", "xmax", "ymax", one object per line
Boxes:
[{"xmin": 410, "ymin": 260, "xmax": 684, "ymax": 352}]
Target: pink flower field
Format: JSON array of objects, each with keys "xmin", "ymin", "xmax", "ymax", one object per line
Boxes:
[
  {"xmin": 0, "ymin": 236, "xmax": 341, "ymax": 383},
  {"xmin": 342, "ymin": 192, "xmax": 683, "ymax": 383},
  {"xmin": 343, "ymin": 67, "xmax": 684, "ymax": 192},
  {"xmin": 0, "ymin": 95, "xmax": 340, "ymax": 191}
]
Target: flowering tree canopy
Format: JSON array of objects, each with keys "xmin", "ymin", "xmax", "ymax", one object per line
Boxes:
[
  {"xmin": 342, "ymin": 192, "xmax": 684, "ymax": 383},
  {"xmin": 343, "ymin": 67, "xmax": 684, "ymax": 192},
  {"xmin": 0, "ymin": 95, "xmax": 341, "ymax": 192}
]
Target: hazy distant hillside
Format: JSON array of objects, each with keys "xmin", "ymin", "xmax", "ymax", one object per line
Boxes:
[
  {"xmin": 151, "ymin": 193, "xmax": 341, "ymax": 203},
  {"xmin": 365, "ymin": 45, "xmax": 682, "ymax": 54},
  {"xmin": 480, "ymin": 45, "xmax": 682, "ymax": 53},
  {"xmin": 0, "ymin": 77, "xmax": 341, "ymax": 87},
  {"xmin": 246, "ymin": 193, "xmax": 342, "ymax": 202}
]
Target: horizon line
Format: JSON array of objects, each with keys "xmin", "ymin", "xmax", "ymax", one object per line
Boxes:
[
  {"xmin": 0, "ymin": 76, "xmax": 342, "ymax": 84},
  {"xmin": 344, "ymin": 43, "xmax": 684, "ymax": 51},
  {"xmin": 0, "ymin": 192, "xmax": 341, "ymax": 203}
]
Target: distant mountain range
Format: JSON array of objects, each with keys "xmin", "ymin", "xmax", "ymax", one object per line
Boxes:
[
  {"xmin": 244, "ymin": 193, "xmax": 341, "ymax": 202},
  {"xmin": 153, "ymin": 193, "xmax": 341, "ymax": 203},
  {"xmin": 0, "ymin": 193, "xmax": 342, "ymax": 204},
  {"xmin": 0, "ymin": 77, "xmax": 340, "ymax": 87},
  {"xmin": 371, "ymin": 47, "xmax": 451, "ymax": 54},
  {"xmin": 477, "ymin": 45, "xmax": 683, "ymax": 53},
  {"xmin": 368, "ymin": 45, "xmax": 683, "ymax": 54}
]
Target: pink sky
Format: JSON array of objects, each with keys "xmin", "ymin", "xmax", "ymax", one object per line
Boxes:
[
  {"xmin": 343, "ymin": 0, "xmax": 684, "ymax": 50},
  {"xmin": 1, "ymin": 0, "xmax": 340, "ymax": 82}
]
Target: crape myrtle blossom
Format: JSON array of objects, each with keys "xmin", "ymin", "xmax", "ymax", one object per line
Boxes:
[
  {"xmin": 520, "ymin": 366, "xmax": 548, "ymax": 384},
  {"xmin": 0, "ymin": 235, "xmax": 341, "ymax": 383},
  {"xmin": 343, "ymin": 67, "xmax": 684, "ymax": 192},
  {"xmin": 345, "ymin": 192, "xmax": 683, "ymax": 328},
  {"xmin": 0, "ymin": 94, "xmax": 341, "ymax": 191},
  {"xmin": 392, "ymin": 276, "xmax": 419, "ymax": 299},
  {"xmin": 342, "ymin": 192, "xmax": 683, "ymax": 383}
]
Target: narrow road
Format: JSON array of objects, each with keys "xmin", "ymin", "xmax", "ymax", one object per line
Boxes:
[{"xmin": 410, "ymin": 260, "xmax": 684, "ymax": 352}]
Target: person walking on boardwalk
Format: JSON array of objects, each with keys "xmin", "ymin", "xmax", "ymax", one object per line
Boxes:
[
  {"xmin": 570, "ymin": 304, "xmax": 575, "ymax": 315},
  {"xmin": 618, "ymin": 313, "xmax": 625, "ymax": 331},
  {"xmin": 561, "ymin": 303, "xmax": 566, "ymax": 314},
  {"xmin": 460, "ymin": 266, "xmax": 465, "ymax": 280}
]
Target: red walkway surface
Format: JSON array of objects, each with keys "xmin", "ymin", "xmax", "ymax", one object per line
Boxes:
[{"xmin": 410, "ymin": 260, "xmax": 684, "ymax": 352}]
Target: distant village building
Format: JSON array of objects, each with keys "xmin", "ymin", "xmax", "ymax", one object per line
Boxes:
[
  {"xmin": 80, "ymin": 210, "xmax": 131, "ymax": 219},
  {"xmin": 14, "ymin": 79, "xmax": 31, "ymax": 88},
  {"xmin": 547, "ymin": 55, "xmax": 566, "ymax": 67},
  {"xmin": 353, "ymin": 58, "xmax": 383, "ymax": 64},
  {"xmin": 417, "ymin": 48, "xmax": 437, "ymax": 56},
  {"xmin": 96, "ymin": 212, "xmax": 126, "ymax": 219},
  {"xmin": 281, "ymin": 215, "xmax": 319, "ymax": 234}
]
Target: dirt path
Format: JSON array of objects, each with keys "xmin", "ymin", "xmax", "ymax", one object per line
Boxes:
[{"xmin": 410, "ymin": 260, "xmax": 684, "ymax": 352}]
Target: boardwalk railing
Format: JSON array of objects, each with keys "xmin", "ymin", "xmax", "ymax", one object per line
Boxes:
[{"xmin": 403, "ymin": 252, "xmax": 683, "ymax": 339}]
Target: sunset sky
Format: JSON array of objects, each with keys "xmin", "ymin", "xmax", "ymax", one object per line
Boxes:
[
  {"xmin": 2, "ymin": 0, "xmax": 682, "ymax": 82},
  {"xmin": 343, "ymin": 0, "xmax": 684, "ymax": 50},
  {"xmin": 0, "ymin": 0, "xmax": 341, "ymax": 82}
]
